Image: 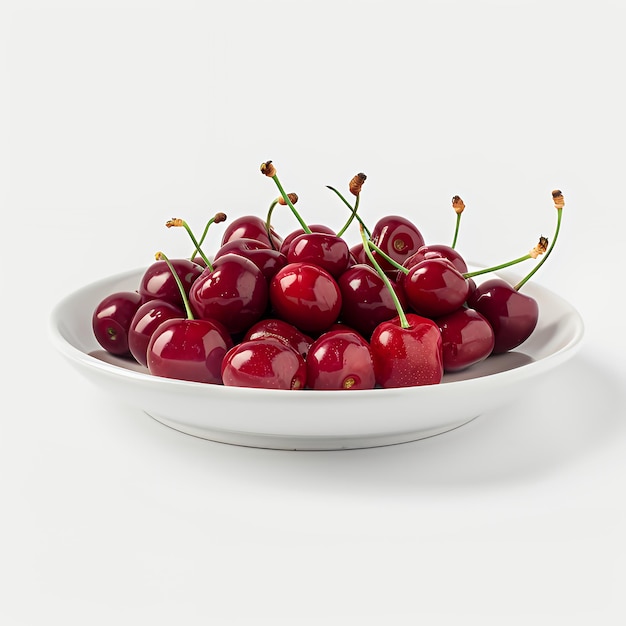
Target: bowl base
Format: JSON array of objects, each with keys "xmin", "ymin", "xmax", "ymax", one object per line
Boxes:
[{"xmin": 144, "ymin": 411, "xmax": 481, "ymax": 450}]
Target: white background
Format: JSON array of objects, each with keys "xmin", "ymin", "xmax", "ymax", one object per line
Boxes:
[{"xmin": 2, "ymin": 1, "xmax": 626, "ymax": 624}]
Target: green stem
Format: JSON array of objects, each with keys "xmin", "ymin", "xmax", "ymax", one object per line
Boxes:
[
  {"xmin": 515, "ymin": 209, "xmax": 562, "ymax": 291},
  {"xmin": 157, "ymin": 252, "xmax": 195, "ymax": 320},
  {"xmin": 463, "ymin": 253, "xmax": 533, "ymax": 279},
  {"xmin": 271, "ymin": 175, "xmax": 311, "ymax": 233},
  {"xmin": 451, "ymin": 213, "xmax": 461, "ymax": 249},
  {"xmin": 367, "ymin": 239, "xmax": 408, "ymax": 274},
  {"xmin": 360, "ymin": 225, "xmax": 409, "ymax": 329},
  {"xmin": 328, "ymin": 185, "xmax": 371, "ymax": 238},
  {"xmin": 265, "ymin": 198, "xmax": 280, "ymax": 250},
  {"xmin": 188, "ymin": 219, "xmax": 216, "ymax": 269}
]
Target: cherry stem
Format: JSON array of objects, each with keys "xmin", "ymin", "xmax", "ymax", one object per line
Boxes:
[
  {"xmin": 367, "ymin": 239, "xmax": 408, "ymax": 273},
  {"xmin": 166, "ymin": 218, "xmax": 213, "ymax": 270},
  {"xmin": 515, "ymin": 208, "xmax": 562, "ymax": 291},
  {"xmin": 190, "ymin": 214, "xmax": 225, "ymax": 265},
  {"xmin": 270, "ymin": 175, "xmax": 311, "ymax": 234},
  {"xmin": 463, "ymin": 253, "xmax": 533, "ymax": 279},
  {"xmin": 155, "ymin": 252, "xmax": 195, "ymax": 320},
  {"xmin": 327, "ymin": 185, "xmax": 371, "ymax": 238},
  {"xmin": 265, "ymin": 198, "xmax": 280, "ymax": 250},
  {"xmin": 360, "ymin": 224, "xmax": 409, "ymax": 329},
  {"xmin": 451, "ymin": 213, "xmax": 461, "ymax": 249}
]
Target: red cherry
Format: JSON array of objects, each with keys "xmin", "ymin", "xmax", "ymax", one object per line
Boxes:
[
  {"xmin": 147, "ymin": 317, "xmax": 233, "ymax": 384},
  {"xmin": 278, "ymin": 224, "xmax": 336, "ymax": 256},
  {"xmin": 220, "ymin": 215, "xmax": 283, "ymax": 249},
  {"xmin": 138, "ymin": 258, "xmax": 203, "ymax": 308},
  {"xmin": 214, "ymin": 237, "xmax": 288, "ymax": 282},
  {"xmin": 306, "ymin": 329, "xmax": 376, "ymax": 390},
  {"xmin": 128, "ymin": 299, "xmax": 185, "ymax": 367},
  {"xmin": 370, "ymin": 313, "xmax": 443, "ymax": 388},
  {"xmin": 269, "ymin": 262, "xmax": 342, "ymax": 334},
  {"xmin": 466, "ymin": 278, "xmax": 539, "ymax": 354},
  {"xmin": 337, "ymin": 263, "xmax": 407, "ymax": 339},
  {"xmin": 404, "ymin": 244, "xmax": 468, "ymax": 274},
  {"xmin": 189, "ymin": 253, "xmax": 269, "ymax": 334},
  {"xmin": 368, "ymin": 215, "xmax": 425, "ymax": 272},
  {"xmin": 243, "ymin": 318, "xmax": 314, "ymax": 360},
  {"xmin": 287, "ymin": 232, "xmax": 351, "ymax": 278},
  {"xmin": 92, "ymin": 291, "xmax": 143, "ymax": 356},
  {"xmin": 403, "ymin": 258, "xmax": 469, "ymax": 318},
  {"xmin": 221, "ymin": 338, "xmax": 307, "ymax": 389},
  {"xmin": 435, "ymin": 307, "xmax": 495, "ymax": 371}
]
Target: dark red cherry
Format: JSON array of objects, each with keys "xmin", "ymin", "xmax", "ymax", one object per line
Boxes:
[
  {"xmin": 220, "ymin": 215, "xmax": 283, "ymax": 249},
  {"xmin": 370, "ymin": 313, "xmax": 443, "ymax": 388},
  {"xmin": 435, "ymin": 307, "xmax": 495, "ymax": 371},
  {"xmin": 279, "ymin": 224, "xmax": 336, "ymax": 256},
  {"xmin": 287, "ymin": 232, "xmax": 351, "ymax": 277},
  {"xmin": 404, "ymin": 244, "xmax": 468, "ymax": 274},
  {"xmin": 269, "ymin": 262, "xmax": 342, "ymax": 334},
  {"xmin": 337, "ymin": 264, "xmax": 407, "ymax": 339},
  {"xmin": 368, "ymin": 215, "xmax": 425, "ymax": 272},
  {"xmin": 128, "ymin": 299, "xmax": 185, "ymax": 367},
  {"xmin": 306, "ymin": 329, "xmax": 376, "ymax": 390},
  {"xmin": 214, "ymin": 237, "xmax": 288, "ymax": 282},
  {"xmin": 189, "ymin": 253, "xmax": 269, "ymax": 334},
  {"xmin": 466, "ymin": 278, "xmax": 539, "ymax": 354},
  {"xmin": 138, "ymin": 258, "xmax": 203, "ymax": 308},
  {"xmin": 147, "ymin": 317, "xmax": 233, "ymax": 384},
  {"xmin": 403, "ymin": 258, "xmax": 469, "ymax": 318},
  {"xmin": 92, "ymin": 291, "xmax": 143, "ymax": 356},
  {"xmin": 221, "ymin": 338, "xmax": 307, "ymax": 389},
  {"xmin": 244, "ymin": 318, "xmax": 314, "ymax": 360}
]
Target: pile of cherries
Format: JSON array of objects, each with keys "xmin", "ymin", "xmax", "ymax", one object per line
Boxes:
[{"xmin": 92, "ymin": 161, "xmax": 564, "ymax": 390}]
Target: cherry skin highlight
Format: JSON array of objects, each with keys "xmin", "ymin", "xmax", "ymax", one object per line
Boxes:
[
  {"xmin": 368, "ymin": 215, "xmax": 426, "ymax": 272},
  {"xmin": 243, "ymin": 318, "xmax": 314, "ymax": 361},
  {"xmin": 466, "ymin": 278, "xmax": 539, "ymax": 354},
  {"xmin": 269, "ymin": 262, "xmax": 342, "ymax": 334},
  {"xmin": 147, "ymin": 317, "xmax": 233, "ymax": 384},
  {"xmin": 435, "ymin": 307, "xmax": 495, "ymax": 372},
  {"xmin": 306, "ymin": 329, "xmax": 376, "ymax": 390},
  {"xmin": 221, "ymin": 338, "xmax": 307, "ymax": 389},
  {"xmin": 370, "ymin": 313, "xmax": 444, "ymax": 388},
  {"xmin": 138, "ymin": 258, "xmax": 203, "ymax": 308},
  {"xmin": 92, "ymin": 291, "xmax": 143, "ymax": 357}
]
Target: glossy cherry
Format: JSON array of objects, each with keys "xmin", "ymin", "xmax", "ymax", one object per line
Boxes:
[
  {"xmin": 466, "ymin": 278, "xmax": 539, "ymax": 354},
  {"xmin": 243, "ymin": 318, "xmax": 314, "ymax": 361},
  {"xmin": 138, "ymin": 258, "xmax": 203, "ymax": 308},
  {"xmin": 92, "ymin": 291, "xmax": 143, "ymax": 357},
  {"xmin": 435, "ymin": 307, "xmax": 495, "ymax": 371},
  {"xmin": 368, "ymin": 215, "xmax": 425, "ymax": 272},
  {"xmin": 287, "ymin": 231, "xmax": 351, "ymax": 278},
  {"xmin": 221, "ymin": 338, "xmax": 307, "ymax": 389},
  {"xmin": 128, "ymin": 299, "xmax": 185, "ymax": 367},
  {"xmin": 189, "ymin": 253, "xmax": 269, "ymax": 335},
  {"xmin": 403, "ymin": 243, "xmax": 468, "ymax": 274},
  {"xmin": 306, "ymin": 329, "xmax": 376, "ymax": 390},
  {"xmin": 220, "ymin": 214, "xmax": 283, "ymax": 250},
  {"xmin": 370, "ymin": 313, "xmax": 443, "ymax": 388},
  {"xmin": 214, "ymin": 237, "xmax": 288, "ymax": 282},
  {"xmin": 402, "ymin": 258, "xmax": 470, "ymax": 318},
  {"xmin": 278, "ymin": 224, "xmax": 336, "ymax": 256},
  {"xmin": 337, "ymin": 263, "xmax": 407, "ymax": 339},
  {"xmin": 269, "ymin": 262, "xmax": 342, "ymax": 334},
  {"xmin": 147, "ymin": 317, "xmax": 233, "ymax": 384}
]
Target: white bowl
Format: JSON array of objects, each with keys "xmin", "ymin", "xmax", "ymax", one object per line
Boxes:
[{"xmin": 49, "ymin": 266, "xmax": 584, "ymax": 450}]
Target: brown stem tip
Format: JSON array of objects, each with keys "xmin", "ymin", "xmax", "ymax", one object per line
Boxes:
[
  {"xmin": 165, "ymin": 218, "xmax": 184, "ymax": 228},
  {"xmin": 278, "ymin": 193, "xmax": 299, "ymax": 206},
  {"xmin": 552, "ymin": 189, "xmax": 565, "ymax": 210},
  {"xmin": 260, "ymin": 161, "xmax": 276, "ymax": 177},
  {"xmin": 213, "ymin": 212, "xmax": 227, "ymax": 223},
  {"xmin": 452, "ymin": 195, "xmax": 465, "ymax": 214},
  {"xmin": 349, "ymin": 173, "xmax": 367, "ymax": 196},
  {"xmin": 530, "ymin": 235, "xmax": 549, "ymax": 258}
]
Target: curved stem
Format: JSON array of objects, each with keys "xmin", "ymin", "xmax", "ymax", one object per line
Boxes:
[
  {"xmin": 271, "ymin": 175, "xmax": 311, "ymax": 233},
  {"xmin": 265, "ymin": 198, "xmax": 280, "ymax": 250},
  {"xmin": 360, "ymin": 225, "xmax": 409, "ymax": 329},
  {"xmin": 463, "ymin": 253, "xmax": 532, "ymax": 279},
  {"xmin": 156, "ymin": 252, "xmax": 195, "ymax": 320},
  {"xmin": 328, "ymin": 185, "xmax": 371, "ymax": 238},
  {"xmin": 188, "ymin": 219, "xmax": 217, "ymax": 269},
  {"xmin": 367, "ymin": 240, "xmax": 408, "ymax": 274},
  {"xmin": 515, "ymin": 209, "xmax": 562, "ymax": 291}
]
